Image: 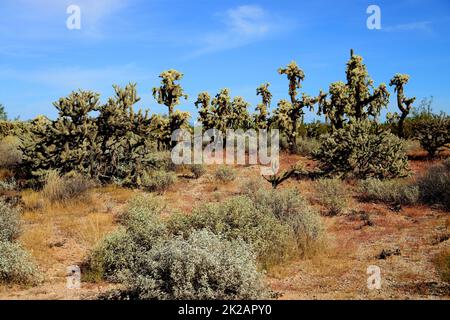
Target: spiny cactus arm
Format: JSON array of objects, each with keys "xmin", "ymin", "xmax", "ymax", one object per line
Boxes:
[{"xmin": 262, "ymin": 166, "xmax": 298, "ymax": 189}]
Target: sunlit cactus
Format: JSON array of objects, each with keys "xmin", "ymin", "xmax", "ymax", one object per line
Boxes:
[
  {"xmin": 255, "ymin": 83, "xmax": 272, "ymax": 129},
  {"xmin": 152, "ymin": 69, "xmax": 188, "ymax": 116},
  {"xmin": 388, "ymin": 74, "xmax": 415, "ymax": 138}
]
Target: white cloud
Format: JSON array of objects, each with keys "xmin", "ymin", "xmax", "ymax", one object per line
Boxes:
[
  {"xmin": 383, "ymin": 21, "xmax": 432, "ymax": 33},
  {"xmin": 190, "ymin": 5, "xmax": 286, "ymax": 56}
]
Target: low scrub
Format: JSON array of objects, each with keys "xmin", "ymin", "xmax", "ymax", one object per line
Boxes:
[
  {"xmin": 0, "ymin": 136, "xmax": 22, "ymax": 169},
  {"xmin": 42, "ymin": 171, "xmax": 94, "ymax": 203},
  {"xmin": 190, "ymin": 164, "xmax": 206, "ymax": 179},
  {"xmin": 296, "ymin": 138, "xmax": 320, "ymax": 157},
  {"xmin": 415, "ymin": 115, "xmax": 450, "ymax": 157},
  {"xmin": 214, "ymin": 165, "xmax": 236, "ymax": 183},
  {"xmin": 101, "ymin": 230, "xmax": 269, "ymax": 300},
  {"xmin": 142, "ymin": 170, "xmax": 177, "ymax": 193},
  {"xmin": 416, "ymin": 159, "xmax": 450, "ymax": 211},
  {"xmin": 314, "ymin": 179, "xmax": 349, "ymax": 216},
  {"xmin": 358, "ymin": 179, "xmax": 419, "ymax": 205},
  {"xmin": 433, "ymin": 248, "xmax": 450, "ymax": 283},
  {"xmin": 0, "ymin": 241, "xmax": 39, "ymax": 285},
  {"xmin": 0, "ymin": 200, "xmax": 21, "ymax": 242}
]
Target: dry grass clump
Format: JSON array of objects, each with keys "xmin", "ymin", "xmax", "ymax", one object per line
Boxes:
[
  {"xmin": 0, "ymin": 136, "xmax": 22, "ymax": 169},
  {"xmin": 190, "ymin": 164, "xmax": 207, "ymax": 179},
  {"xmin": 214, "ymin": 165, "xmax": 236, "ymax": 183},
  {"xmin": 314, "ymin": 179, "xmax": 349, "ymax": 216},
  {"xmin": 433, "ymin": 248, "xmax": 450, "ymax": 283},
  {"xmin": 42, "ymin": 170, "xmax": 94, "ymax": 203},
  {"xmin": 416, "ymin": 159, "xmax": 450, "ymax": 211}
]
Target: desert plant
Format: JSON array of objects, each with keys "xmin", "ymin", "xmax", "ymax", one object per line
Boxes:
[
  {"xmin": 190, "ymin": 164, "xmax": 206, "ymax": 179},
  {"xmin": 387, "ymin": 74, "xmax": 415, "ymax": 138},
  {"xmin": 313, "ymin": 120, "xmax": 410, "ymax": 179},
  {"xmin": 0, "ymin": 241, "xmax": 39, "ymax": 285},
  {"xmin": 315, "ymin": 179, "xmax": 349, "ymax": 216},
  {"xmin": 141, "ymin": 170, "xmax": 177, "ymax": 193},
  {"xmin": 414, "ymin": 114, "xmax": 450, "ymax": 157},
  {"xmin": 42, "ymin": 171, "xmax": 94, "ymax": 203},
  {"xmin": 296, "ymin": 137, "xmax": 320, "ymax": 157},
  {"xmin": 433, "ymin": 248, "xmax": 450, "ymax": 283},
  {"xmin": 0, "ymin": 104, "xmax": 6, "ymax": 121},
  {"xmin": 254, "ymin": 83, "xmax": 272, "ymax": 129},
  {"xmin": 416, "ymin": 159, "xmax": 450, "ymax": 211},
  {"xmin": 262, "ymin": 167, "xmax": 298, "ymax": 189},
  {"xmin": 0, "ymin": 200, "xmax": 21, "ymax": 242},
  {"xmin": 101, "ymin": 230, "xmax": 269, "ymax": 300},
  {"xmin": 317, "ymin": 49, "xmax": 390, "ymax": 130},
  {"xmin": 0, "ymin": 136, "xmax": 22, "ymax": 169},
  {"xmin": 358, "ymin": 179, "xmax": 419, "ymax": 205},
  {"xmin": 214, "ymin": 165, "xmax": 236, "ymax": 183}
]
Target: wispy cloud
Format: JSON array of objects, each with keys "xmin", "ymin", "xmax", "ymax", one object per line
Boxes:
[
  {"xmin": 383, "ymin": 21, "xmax": 433, "ymax": 33},
  {"xmin": 190, "ymin": 5, "xmax": 288, "ymax": 57}
]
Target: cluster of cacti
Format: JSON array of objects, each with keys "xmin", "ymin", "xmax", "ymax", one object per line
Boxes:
[
  {"xmin": 20, "ymin": 75, "xmax": 191, "ymax": 186},
  {"xmin": 195, "ymin": 88, "xmax": 252, "ymax": 131},
  {"xmin": 312, "ymin": 119, "xmax": 410, "ymax": 179},
  {"xmin": 318, "ymin": 50, "xmax": 390, "ymax": 130},
  {"xmin": 414, "ymin": 114, "xmax": 450, "ymax": 157},
  {"xmin": 387, "ymin": 74, "xmax": 416, "ymax": 138},
  {"xmin": 0, "ymin": 120, "xmax": 30, "ymax": 139}
]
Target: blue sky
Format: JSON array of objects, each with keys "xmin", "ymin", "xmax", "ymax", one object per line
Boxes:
[{"xmin": 1, "ymin": 0, "xmax": 449, "ymax": 121}]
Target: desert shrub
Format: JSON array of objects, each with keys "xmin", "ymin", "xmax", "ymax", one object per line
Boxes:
[
  {"xmin": 313, "ymin": 120, "xmax": 410, "ymax": 179},
  {"xmin": 0, "ymin": 136, "xmax": 22, "ymax": 169},
  {"xmin": 0, "ymin": 178, "xmax": 16, "ymax": 191},
  {"xmin": 142, "ymin": 170, "xmax": 176, "ymax": 193},
  {"xmin": 42, "ymin": 171, "xmax": 94, "ymax": 203},
  {"xmin": 358, "ymin": 179, "xmax": 419, "ymax": 205},
  {"xmin": 415, "ymin": 115, "xmax": 450, "ymax": 157},
  {"xmin": 190, "ymin": 164, "xmax": 206, "ymax": 179},
  {"xmin": 248, "ymin": 188, "xmax": 324, "ymax": 257},
  {"xmin": 240, "ymin": 177, "xmax": 266, "ymax": 195},
  {"xmin": 168, "ymin": 196, "xmax": 293, "ymax": 267},
  {"xmin": 148, "ymin": 151, "xmax": 176, "ymax": 172},
  {"xmin": 101, "ymin": 230, "xmax": 269, "ymax": 300},
  {"xmin": 214, "ymin": 165, "xmax": 236, "ymax": 183},
  {"xmin": 0, "ymin": 241, "xmax": 39, "ymax": 285},
  {"xmin": 403, "ymin": 139, "xmax": 422, "ymax": 155},
  {"xmin": 433, "ymin": 248, "xmax": 450, "ymax": 283},
  {"xmin": 416, "ymin": 159, "xmax": 450, "ymax": 211},
  {"xmin": 314, "ymin": 179, "xmax": 349, "ymax": 216},
  {"xmin": 0, "ymin": 200, "xmax": 21, "ymax": 242},
  {"xmin": 296, "ymin": 138, "xmax": 320, "ymax": 156}
]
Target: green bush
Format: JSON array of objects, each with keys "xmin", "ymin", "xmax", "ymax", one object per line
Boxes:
[
  {"xmin": 190, "ymin": 164, "xmax": 206, "ymax": 179},
  {"xmin": 42, "ymin": 171, "xmax": 94, "ymax": 203},
  {"xmin": 248, "ymin": 188, "xmax": 324, "ymax": 257},
  {"xmin": 0, "ymin": 241, "xmax": 39, "ymax": 285},
  {"xmin": 415, "ymin": 115, "xmax": 450, "ymax": 157},
  {"xmin": 101, "ymin": 230, "xmax": 269, "ymax": 300},
  {"xmin": 416, "ymin": 159, "xmax": 450, "ymax": 211},
  {"xmin": 0, "ymin": 136, "xmax": 22, "ymax": 169},
  {"xmin": 314, "ymin": 179, "xmax": 349, "ymax": 216},
  {"xmin": 0, "ymin": 201, "xmax": 21, "ymax": 242},
  {"xmin": 168, "ymin": 196, "xmax": 293, "ymax": 267},
  {"xmin": 313, "ymin": 120, "xmax": 410, "ymax": 179},
  {"xmin": 296, "ymin": 138, "xmax": 320, "ymax": 157},
  {"xmin": 142, "ymin": 170, "xmax": 177, "ymax": 193},
  {"xmin": 358, "ymin": 179, "xmax": 419, "ymax": 205},
  {"xmin": 214, "ymin": 165, "xmax": 236, "ymax": 183}
]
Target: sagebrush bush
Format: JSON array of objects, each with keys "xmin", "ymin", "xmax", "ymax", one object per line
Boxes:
[
  {"xmin": 0, "ymin": 178, "xmax": 16, "ymax": 191},
  {"xmin": 190, "ymin": 164, "xmax": 206, "ymax": 179},
  {"xmin": 214, "ymin": 165, "xmax": 236, "ymax": 183},
  {"xmin": 101, "ymin": 230, "xmax": 269, "ymax": 300},
  {"xmin": 296, "ymin": 138, "xmax": 320, "ymax": 157},
  {"xmin": 248, "ymin": 188, "xmax": 324, "ymax": 257},
  {"xmin": 0, "ymin": 200, "xmax": 21, "ymax": 242},
  {"xmin": 0, "ymin": 136, "xmax": 22, "ymax": 169},
  {"xmin": 42, "ymin": 170, "xmax": 94, "ymax": 203},
  {"xmin": 433, "ymin": 248, "xmax": 450, "ymax": 283},
  {"xmin": 313, "ymin": 120, "xmax": 410, "ymax": 179},
  {"xmin": 168, "ymin": 196, "xmax": 293, "ymax": 267},
  {"xmin": 416, "ymin": 159, "xmax": 450, "ymax": 211},
  {"xmin": 314, "ymin": 179, "xmax": 349, "ymax": 216},
  {"xmin": 358, "ymin": 178, "xmax": 419, "ymax": 205},
  {"xmin": 0, "ymin": 241, "xmax": 39, "ymax": 285},
  {"xmin": 142, "ymin": 170, "xmax": 177, "ymax": 193}
]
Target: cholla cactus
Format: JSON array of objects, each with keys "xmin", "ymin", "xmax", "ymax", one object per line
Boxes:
[
  {"xmin": 275, "ymin": 61, "xmax": 324, "ymax": 153},
  {"xmin": 255, "ymin": 83, "xmax": 272, "ymax": 129},
  {"xmin": 388, "ymin": 74, "xmax": 415, "ymax": 138},
  {"xmin": 21, "ymin": 91, "xmax": 100, "ymax": 180},
  {"xmin": 313, "ymin": 119, "xmax": 410, "ymax": 179},
  {"xmin": 195, "ymin": 92, "xmax": 213, "ymax": 130},
  {"xmin": 152, "ymin": 70, "xmax": 188, "ymax": 116},
  {"xmin": 318, "ymin": 50, "xmax": 390, "ymax": 129}
]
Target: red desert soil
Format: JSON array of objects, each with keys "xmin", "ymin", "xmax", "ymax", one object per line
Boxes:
[{"xmin": 0, "ymin": 154, "xmax": 449, "ymax": 300}]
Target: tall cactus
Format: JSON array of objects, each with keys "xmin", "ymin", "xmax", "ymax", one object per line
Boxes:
[
  {"xmin": 152, "ymin": 70, "xmax": 188, "ymax": 116},
  {"xmin": 388, "ymin": 74, "xmax": 415, "ymax": 138},
  {"xmin": 275, "ymin": 61, "xmax": 323, "ymax": 153},
  {"xmin": 318, "ymin": 50, "xmax": 390, "ymax": 129},
  {"xmin": 255, "ymin": 83, "xmax": 272, "ymax": 129}
]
